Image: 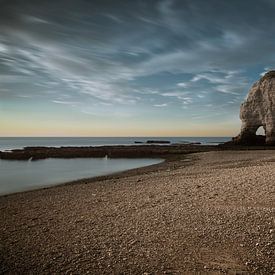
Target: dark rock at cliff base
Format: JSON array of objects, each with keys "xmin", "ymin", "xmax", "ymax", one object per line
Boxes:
[
  {"xmin": 230, "ymin": 135, "xmax": 266, "ymax": 146},
  {"xmin": 146, "ymin": 140, "xmax": 171, "ymax": 144},
  {"xmin": 233, "ymin": 70, "xmax": 275, "ymax": 145}
]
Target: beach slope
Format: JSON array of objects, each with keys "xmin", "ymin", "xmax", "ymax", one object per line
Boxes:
[{"xmin": 0, "ymin": 150, "xmax": 274, "ymax": 274}]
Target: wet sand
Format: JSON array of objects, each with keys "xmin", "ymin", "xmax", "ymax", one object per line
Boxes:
[{"xmin": 0, "ymin": 150, "xmax": 275, "ymax": 274}]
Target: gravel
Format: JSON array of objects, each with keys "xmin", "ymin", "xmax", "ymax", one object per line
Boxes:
[{"xmin": 0, "ymin": 150, "xmax": 274, "ymax": 274}]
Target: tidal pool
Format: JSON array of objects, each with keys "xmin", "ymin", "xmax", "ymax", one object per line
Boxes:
[{"xmin": 0, "ymin": 157, "xmax": 163, "ymax": 195}]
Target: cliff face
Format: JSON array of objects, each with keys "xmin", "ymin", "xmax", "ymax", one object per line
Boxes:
[{"xmin": 234, "ymin": 71, "xmax": 275, "ymax": 145}]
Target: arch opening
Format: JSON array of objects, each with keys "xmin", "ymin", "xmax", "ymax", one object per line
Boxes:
[{"xmin": 256, "ymin": 126, "xmax": 265, "ymax": 136}]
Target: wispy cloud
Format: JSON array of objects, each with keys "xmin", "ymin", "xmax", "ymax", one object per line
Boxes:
[
  {"xmin": 177, "ymin": 82, "xmax": 187, "ymax": 87},
  {"xmin": 0, "ymin": 0, "xmax": 275, "ymax": 129},
  {"xmin": 153, "ymin": 103, "xmax": 168, "ymax": 107},
  {"xmin": 52, "ymin": 100, "xmax": 80, "ymax": 106}
]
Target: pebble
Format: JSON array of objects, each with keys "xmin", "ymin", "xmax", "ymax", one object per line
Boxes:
[{"xmin": 1, "ymin": 150, "xmax": 275, "ymax": 274}]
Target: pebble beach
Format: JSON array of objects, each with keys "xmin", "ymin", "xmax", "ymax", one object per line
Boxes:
[{"xmin": 0, "ymin": 150, "xmax": 274, "ymax": 274}]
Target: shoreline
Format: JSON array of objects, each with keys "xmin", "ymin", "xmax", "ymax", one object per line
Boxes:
[
  {"xmin": 0, "ymin": 157, "xmax": 167, "ymax": 198},
  {"xmin": 0, "ymin": 150, "xmax": 195, "ymax": 198},
  {"xmin": 1, "ymin": 144, "xmax": 274, "ymax": 198},
  {"xmin": 0, "ymin": 144, "xmax": 210, "ymax": 197},
  {"xmin": 0, "ymin": 148, "xmax": 275, "ymax": 274}
]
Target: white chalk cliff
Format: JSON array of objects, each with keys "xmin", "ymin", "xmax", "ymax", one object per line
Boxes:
[{"xmin": 234, "ymin": 71, "xmax": 275, "ymax": 145}]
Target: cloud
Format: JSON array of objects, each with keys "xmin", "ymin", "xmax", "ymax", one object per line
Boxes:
[
  {"xmin": 0, "ymin": 42, "xmax": 8, "ymax": 53},
  {"xmin": 153, "ymin": 103, "xmax": 168, "ymax": 107},
  {"xmin": 0, "ymin": 0, "xmax": 275, "ymax": 125},
  {"xmin": 0, "ymin": 74, "xmax": 30, "ymax": 83},
  {"xmin": 177, "ymin": 82, "xmax": 187, "ymax": 87},
  {"xmin": 0, "ymin": 30, "xmax": 139, "ymax": 106},
  {"xmin": 101, "ymin": 13, "xmax": 123, "ymax": 23},
  {"xmin": 188, "ymin": 70, "xmax": 249, "ymax": 95},
  {"xmin": 22, "ymin": 15, "xmax": 49, "ymax": 24},
  {"xmin": 52, "ymin": 100, "xmax": 79, "ymax": 106}
]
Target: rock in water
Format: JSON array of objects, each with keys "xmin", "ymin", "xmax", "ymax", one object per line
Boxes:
[{"xmin": 234, "ymin": 71, "xmax": 275, "ymax": 145}]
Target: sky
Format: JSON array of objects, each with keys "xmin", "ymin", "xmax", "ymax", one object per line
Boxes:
[{"xmin": 0, "ymin": 0, "xmax": 275, "ymax": 137}]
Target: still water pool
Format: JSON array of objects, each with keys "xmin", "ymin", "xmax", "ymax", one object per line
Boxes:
[{"xmin": 0, "ymin": 157, "xmax": 163, "ymax": 195}]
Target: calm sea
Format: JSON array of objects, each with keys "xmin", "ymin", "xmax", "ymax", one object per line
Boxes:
[
  {"xmin": 0, "ymin": 137, "xmax": 230, "ymax": 151},
  {"xmin": 0, "ymin": 157, "xmax": 163, "ymax": 195}
]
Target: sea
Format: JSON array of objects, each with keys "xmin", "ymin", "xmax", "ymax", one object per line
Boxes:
[
  {"xmin": 0, "ymin": 157, "xmax": 163, "ymax": 195},
  {"xmin": 0, "ymin": 137, "xmax": 230, "ymax": 195},
  {"xmin": 0, "ymin": 136, "xmax": 230, "ymax": 151}
]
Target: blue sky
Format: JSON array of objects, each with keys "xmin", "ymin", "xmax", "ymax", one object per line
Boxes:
[{"xmin": 0, "ymin": 0, "xmax": 275, "ymax": 136}]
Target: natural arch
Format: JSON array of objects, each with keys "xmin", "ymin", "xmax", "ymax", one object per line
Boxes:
[{"xmin": 233, "ymin": 71, "xmax": 275, "ymax": 145}]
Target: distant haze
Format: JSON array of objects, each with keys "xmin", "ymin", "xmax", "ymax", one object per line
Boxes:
[{"xmin": 1, "ymin": 0, "xmax": 275, "ymax": 136}]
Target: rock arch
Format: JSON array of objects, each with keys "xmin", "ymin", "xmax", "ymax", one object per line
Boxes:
[{"xmin": 234, "ymin": 71, "xmax": 275, "ymax": 145}]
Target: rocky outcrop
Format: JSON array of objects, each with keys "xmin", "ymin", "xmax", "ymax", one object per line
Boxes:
[
  {"xmin": 0, "ymin": 145, "xmax": 217, "ymax": 161},
  {"xmin": 234, "ymin": 71, "xmax": 275, "ymax": 145}
]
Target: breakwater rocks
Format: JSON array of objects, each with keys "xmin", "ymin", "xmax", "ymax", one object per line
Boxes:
[
  {"xmin": 0, "ymin": 145, "xmax": 217, "ymax": 161},
  {"xmin": 134, "ymin": 140, "xmax": 171, "ymax": 144}
]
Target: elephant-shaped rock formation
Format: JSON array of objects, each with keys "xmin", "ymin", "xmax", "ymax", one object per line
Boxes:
[{"xmin": 234, "ymin": 71, "xmax": 275, "ymax": 145}]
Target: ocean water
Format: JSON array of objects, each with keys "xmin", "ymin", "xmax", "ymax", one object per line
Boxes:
[
  {"xmin": 0, "ymin": 137, "xmax": 229, "ymax": 195},
  {"xmin": 0, "ymin": 157, "xmax": 163, "ymax": 195},
  {"xmin": 0, "ymin": 137, "xmax": 230, "ymax": 151}
]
